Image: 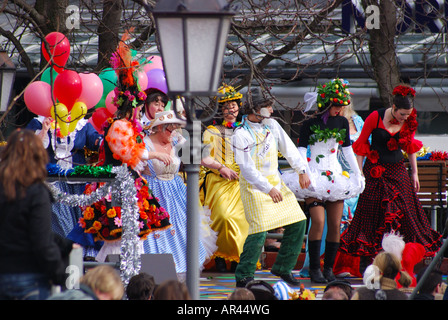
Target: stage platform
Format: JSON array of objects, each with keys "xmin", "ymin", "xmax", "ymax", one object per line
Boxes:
[{"xmin": 199, "ymin": 269, "xmax": 364, "ymax": 300}]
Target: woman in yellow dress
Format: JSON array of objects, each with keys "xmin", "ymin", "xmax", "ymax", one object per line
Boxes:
[{"xmin": 201, "ymin": 84, "xmax": 249, "ymax": 272}]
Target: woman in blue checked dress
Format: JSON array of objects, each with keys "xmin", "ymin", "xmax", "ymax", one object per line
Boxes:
[
  {"xmin": 27, "ymin": 116, "xmax": 102, "ymax": 258},
  {"xmin": 142, "ymin": 111, "xmax": 217, "ymax": 277}
]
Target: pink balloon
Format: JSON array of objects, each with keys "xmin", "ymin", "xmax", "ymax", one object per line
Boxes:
[
  {"xmin": 24, "ymin": 81, "xmax": 54, "ymax": 117},
  {"xmin": 53, "ymin": 70, "xmax": 82, "ymax": 111},
  {"xmin": 146, "ymin": 69, "xmax": 168, "ymax": 94},
  {"xmin": 143, "ymin": 55, "xmax": 163, "ymax": 74},
  {"xmin": 136, "ymin": 69, "xmax": 148, "ymax": 91},
  {"xmin": 105, "ymin": 90, "xmax": 117, "ymax": 115},
  {"xmin": 78, "ymin": 73, "xmax": 104, "ymax": 109}
]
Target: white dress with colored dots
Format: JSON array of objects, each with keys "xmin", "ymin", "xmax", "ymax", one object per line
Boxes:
[{"xmin": 282, "ymin": 137, "xmax": 364, "ymax": 202}]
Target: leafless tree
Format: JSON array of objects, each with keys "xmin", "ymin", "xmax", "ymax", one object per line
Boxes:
[{"xmin": 0, "ymin": 0, "xmax": 446, "ymax": 132}]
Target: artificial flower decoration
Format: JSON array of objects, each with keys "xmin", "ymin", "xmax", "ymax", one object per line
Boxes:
[
  {"xmin": 217, "ymin": 83, "xmax": 243, "ymax": 104},
  {"xmin": 316, "ymin": 78, "xmax": 351, "ymax": 109},
  {"xmin": 430, "ymin": 150, "xmax": 448, "ymax": 161},
  {"xmin": 367, "ymin": 149, "xmax": 380, "ymax": 164},
  {"xmin": 397, "ymin": 108, "xmax": 420, "ymax": 153},
  {"xmin": 79, "ymin": 180, "xmax": 170, "ymax": 242},
  {"xmin": 392, "ymin": 85, "xmax": 416, "ymax": 97},
  {"xmin": 110, "ymin": 30, "xmax": 147, "ymax": 109},
  {"xmin": 321, "ymin": 170, "xmax": 334, "ymax": 182},
  {"xmin": 370, "ymin": 165, "xmax": 386, "ymax": 179},
  {"xmin": 221, "ymin": 119, "xmax": 242, "ymax": 128},
  {"xmin": 387, "ymin": 138, "xmax": 399, "ymax": 151}
]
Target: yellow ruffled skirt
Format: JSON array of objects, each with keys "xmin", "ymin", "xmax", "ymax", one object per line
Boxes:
[{"xmin": 200, "ymin": 171, "xmax": 249, "ymax": 263}]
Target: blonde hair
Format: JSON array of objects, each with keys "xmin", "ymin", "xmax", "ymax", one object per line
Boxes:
[
  {"xmin": 373, "ymin": 251, "xmax": 412, "ymax": 288},
  {"xmin": 341, "ymin": 103, "xmax": 358, "ymax": 122},
  {"xmin": 80, "ymin": 266, "xmax": 124, "ymax": 300}
]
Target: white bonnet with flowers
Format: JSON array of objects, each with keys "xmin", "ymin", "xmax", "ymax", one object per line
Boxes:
[{"xmin": 149, "ymin": 110, "xmax": 186, "ymax": 129}]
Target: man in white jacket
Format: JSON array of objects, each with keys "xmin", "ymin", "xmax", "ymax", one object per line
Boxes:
[{"xmin": 233, "ymin": 87, "xmax": 310, "ymax": 287}]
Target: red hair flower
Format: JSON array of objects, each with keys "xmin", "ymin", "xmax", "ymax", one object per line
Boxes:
[{"xmin": 392, "ymin": 85, "xmax": 416, "ymax": 97}]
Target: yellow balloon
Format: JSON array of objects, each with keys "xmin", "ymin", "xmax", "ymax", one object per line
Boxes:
[
  {"xmin": 50, "ymin": 103, "xmax": 69, "ymax": 137},
  {"xmin": 68, "ymin": 101, "xmax": 87, "ymax": 132}
]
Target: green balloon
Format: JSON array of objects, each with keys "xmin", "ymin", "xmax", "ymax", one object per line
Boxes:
[
  {"xmin": 41, "ymin": 67, "xmax": 59, "ymax": 86},
  {"xmin": 96, "ymin": 68, "xmax": 117, "ymax": 108}
]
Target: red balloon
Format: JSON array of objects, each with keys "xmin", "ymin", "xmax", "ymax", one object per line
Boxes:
[
  {"xmin": 42, "ymin": 32, "xmax": 70, "ymax": 73},
  {"xmin": 53, "ymin": 70, "xmax": 82, "ymax": 111},
  {"xmin": 91, "ymin": 107, "xmax": 113, "ymax": 134}
]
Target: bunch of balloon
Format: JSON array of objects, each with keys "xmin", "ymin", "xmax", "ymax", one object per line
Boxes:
[
  {"xmin": 50, "ymin": 70, "xmax": 82, "ymax": 136},
  {"xmin": 25, "ymin": 32, "xmax": 106, "ymax": 137}
]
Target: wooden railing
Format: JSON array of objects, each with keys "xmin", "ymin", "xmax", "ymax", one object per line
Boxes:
[{"xmin": 405, "ymin": 160, "xmax": 447, "ymax": 232}]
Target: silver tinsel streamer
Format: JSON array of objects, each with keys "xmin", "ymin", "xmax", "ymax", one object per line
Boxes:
[
  {"xmin": 48, "ymin": 164, "xmax": 142, "ymax": 287},
  {"xmin": 112, "ymin": 165, "xmax": 141, "ymax": 287},
  {"xmin": 48, "ymin": 181, "xmax": 114, "ymax": 207}
]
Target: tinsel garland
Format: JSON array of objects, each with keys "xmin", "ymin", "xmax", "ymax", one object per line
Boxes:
[
  {"xmin": 47, "ymin": 163, "xmax": 115, "ymax": 178},
  {"xmin": 47, "ymin": 164, "xmax": 141, "ymax": 287},
  {"xmin": 113, "ymin": 165, "xmax": 141, "ymax": 287}
]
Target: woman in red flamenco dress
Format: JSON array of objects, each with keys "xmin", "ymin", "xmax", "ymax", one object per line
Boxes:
[{"xmin": 337, "ymin": 84, "xmax": 443, "ymax": 275}]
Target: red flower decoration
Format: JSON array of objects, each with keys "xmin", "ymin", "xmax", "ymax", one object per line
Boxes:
[
  {"xmin": 370, "ymin": 165, "xmax": 386, "ymax": 179},
  {"xmin": 398, "ymin": 108, "xmax": 418, "ymax": 150},
  {"xmin": 392, "ymin": 85, "xmax": 416, "ymax": 97},
  {"xmin": 387, "ymin": 138, "xmax": 398, "ymax": 151},
  {"xmin": 430, "ymin": 150, "xmax": 448, "ymax": 161},
  {"xmin": 367, "ymin": 149, "xmax": 380, "ymax": 164}
]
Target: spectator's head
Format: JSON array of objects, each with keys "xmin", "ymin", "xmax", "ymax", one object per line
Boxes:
[
  {"xmin": 324, "ymin": 279, "xmax": 354, "ymax": 299},
  {"xmin": 227, "ymin": 288, "xmax": 255, "ymax": 300},
  {"xmin": 0, "ymin": 129, "xmax": 48, "ymax": 201},
  {"xmin": 153, "ymin": 280, "xmax": 191, "ymax": 300},
  {"xmin": 416, "ymin": 267, "xmax": 443, "ymax": 296},
  {"xmin": 245, "ymin": 280, "xmax": 278, "ymax": 300},
  {"xmin": 373, "ymin": 251, "xmax": 412, "ymax": 288},
  {"xmin": 80, "ymin": 265, "xmax": 124, "ymax": 300},
  {"xmin": 126, "ymin": 273, "xmax": 156, "ymax": 300},
  {"xmin": 322, "ymin": 286, "xmax": 349, "ymax": 300}
]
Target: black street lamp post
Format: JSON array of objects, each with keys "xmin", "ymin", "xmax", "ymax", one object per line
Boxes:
[
  {"xmin": 153, "ymin": 0, "xmax": 235, "ymax": 299},
  {"xmin": 0, "ymin": 50, "xmax": 16, "ymax": 113}
]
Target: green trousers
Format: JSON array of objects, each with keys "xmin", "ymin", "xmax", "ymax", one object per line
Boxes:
[{"xmin": 235, "ymin": 220, "xmax": 306, "ymax": 282}]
